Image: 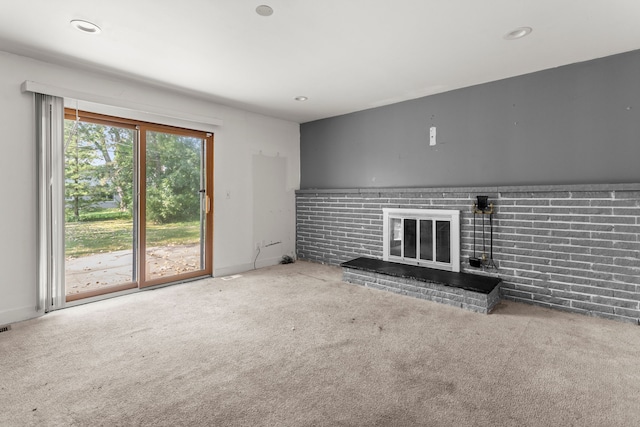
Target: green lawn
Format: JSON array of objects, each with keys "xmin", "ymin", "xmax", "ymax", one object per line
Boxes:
[{"xmin": 65, "ymin": 219, "xmax": 201, "ymax": 258}]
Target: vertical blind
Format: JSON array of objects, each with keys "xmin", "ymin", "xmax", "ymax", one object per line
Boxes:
[{"xmin": 35, "ymin": 93, "xmax": 66, "ymax": 312}]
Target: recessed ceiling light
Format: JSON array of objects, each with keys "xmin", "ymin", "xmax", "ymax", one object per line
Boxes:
[
  {"xmin": 503, "ymin": 26, "xmax": 532, "ymax": 40},
  {"xmin": 294, "ymin": 96, "xmax": 308, "ymax": 102},
  {"xmin": 70, "ymin": 19, "xmax": 101, "ymax": 34},
  {"xmin": 256, "ymin": 5, "xmax": 274, "ymax": 17}
]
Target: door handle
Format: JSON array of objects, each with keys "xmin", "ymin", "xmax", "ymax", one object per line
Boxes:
[{"xmin": 205, "ymin": 195, "xmax": 211, "ymax": 214}]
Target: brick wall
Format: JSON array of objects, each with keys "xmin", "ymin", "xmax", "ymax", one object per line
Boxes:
[{"xmin": 296, "ymin": 184, "xmax": 640, "ymax": 324}]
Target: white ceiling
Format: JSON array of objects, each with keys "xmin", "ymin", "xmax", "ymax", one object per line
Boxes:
[{"xmin": 1, "ymin": 1, "xmax": 640, "ymax": 123}]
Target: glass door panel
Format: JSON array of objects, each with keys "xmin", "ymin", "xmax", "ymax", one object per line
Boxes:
[
  {"xmin": 64, "ymin": 119, "xmax": 137, "ymax": 299},
  {"xmin": 419, "ymin": 219, "xmax": 433, "ymax": 261},
  {"xmin": 390, "ymin": 218, "xmax": 402, "ymax": 257},
  {"xmin": 436, "ymin": 221, "xmax": 451, "ymax": 263},
  {"xmin": 403, "ymin": 219, "xmax": 417, "ymax": 259},
  {"xmin": 143, "ymin": 130, "xmax": 207, "ymax": 284}
]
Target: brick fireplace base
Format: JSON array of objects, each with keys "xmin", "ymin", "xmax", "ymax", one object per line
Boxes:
[{"xmin": 341, "ymin": 257, "xmax": 502, "ymax": 314}]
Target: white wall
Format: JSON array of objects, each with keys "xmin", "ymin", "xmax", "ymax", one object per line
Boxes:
[{"xmin": 0, "ymin": 51, "xmax": 300, "ymax": 325}]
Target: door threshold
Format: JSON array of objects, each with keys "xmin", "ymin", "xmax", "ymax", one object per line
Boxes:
[{"xmin": 63, "ymin": 274, "xmax": 213, "ymax": 309}]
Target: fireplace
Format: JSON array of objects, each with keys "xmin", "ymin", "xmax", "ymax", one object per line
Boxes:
[{"xmin": 382, "ymin": 208, "xmax": 460, "ymax": 272}]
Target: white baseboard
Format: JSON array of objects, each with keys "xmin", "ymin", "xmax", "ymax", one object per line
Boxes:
[
  {"xmin": 214, "ymin": 255, "xmax": 283, "ymax": 277},
  {"xmin": 0, "ymin": 305, "xmax": 42, "ymax": 326},
  {"xmin": 2, "ymin": 256, "xmax": 287, "ymax": 325}
]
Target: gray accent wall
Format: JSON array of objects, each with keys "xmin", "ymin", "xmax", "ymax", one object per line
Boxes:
[{"xmin": 300, "ymin": 50, "xmax": 640, "ymax": 189}]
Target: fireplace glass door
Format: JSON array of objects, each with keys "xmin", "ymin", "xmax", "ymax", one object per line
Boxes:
[
  {"xmin": 390, "ymin": 218, "xmax": 447, "ymax": 262},
  {"xmin": 383, "ymin": 208, "xmax": 460, "ymax": 272}
]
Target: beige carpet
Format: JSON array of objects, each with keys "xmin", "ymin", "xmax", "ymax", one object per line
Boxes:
[{"xmin": 1, "ymin": 261, "xmax": 639, "ymax": 426}]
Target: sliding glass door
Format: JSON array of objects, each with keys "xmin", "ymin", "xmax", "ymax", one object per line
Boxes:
[
  {"xmin": 63, "ymin": 110, "xmax": 213, "ymax": 301},
  {"xmin": 141, "ymin": 128, "xmax": 212, "ymax": 287},
  {"xmin": 64, "ymin": 116, "xmax": 138, "ymax": 299}
]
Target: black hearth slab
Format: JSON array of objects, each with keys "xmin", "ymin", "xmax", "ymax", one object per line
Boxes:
[{"xmin": 340, "ymin": 257, "xmax": 501, "ymax": 294}]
